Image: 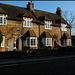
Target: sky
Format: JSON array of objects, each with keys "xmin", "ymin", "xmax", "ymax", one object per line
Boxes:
[
  {"xmin": 0, "ymin": 1, "xmax": 75, "ymax": 13},
  {"xmin": 0, "ymin": 1, "xmax": 75, "ymax": 35}
]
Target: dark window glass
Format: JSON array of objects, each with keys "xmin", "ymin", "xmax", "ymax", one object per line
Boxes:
[
  {"xmin": 4, "ymin": 17, "xmax": 7, "ymax": 24},
  {"xmin": 0, "ymin": 17, "xmax": 2, "ymax": 24}
]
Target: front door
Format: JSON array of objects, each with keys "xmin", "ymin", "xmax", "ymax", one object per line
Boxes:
[{"xmin": 8, "ymin": 38, "xmax": 14, "ymax": 51}]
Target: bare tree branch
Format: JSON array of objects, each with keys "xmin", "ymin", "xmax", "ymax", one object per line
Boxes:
[{"xmin": 62, "ymin": 10, "xmax": 75, "ymax": 35}]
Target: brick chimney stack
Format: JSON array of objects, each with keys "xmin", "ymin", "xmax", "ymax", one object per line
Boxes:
[
  {"xmin": 27, "ymin": 2, "xmax": 34, "ymax": 11},
  {"xmin": 56, "ymin": 7, "xmax": 62, "ymax": 17}
]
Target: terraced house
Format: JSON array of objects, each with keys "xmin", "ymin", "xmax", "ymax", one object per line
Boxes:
[{"xmin": 0, "ymin": 2, "xmax": 72, "ymax": 51}]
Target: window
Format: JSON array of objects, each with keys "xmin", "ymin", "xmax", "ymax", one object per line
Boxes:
[
  {"xmin": 23, "ymin": 18, "xmax": 32, "ymax": 27},
  {"xmin": 1, "ymin": 36, "xmax": 5, "ymax": 47},
  {"xmin": 4, "ymin": 17, "xmax": 7, "ymax": 24},
  {"xmin": 0, "ymin": 15, "xmax": 7, "ymax": 25},
  {"xmin": 42, "ymin": 38, "xmax": 52, "ymax": 46},
  {"xmin": 0, "ymin": 17, "xmax": 3, "ymax": 24},
  {"xmin": 26, "ymin": 37, "xmax": 37, "ymax": 47},
  {"xmin": 61, "ymin": 25, "xmax": 67, "ymax": 31},
  {"xmin": 45, "ymin": 23, "xmax": 52, "ymax": 29},
  {"xmin": 67, "ymin": 39, "xmax": 71, "ymax": 46}
]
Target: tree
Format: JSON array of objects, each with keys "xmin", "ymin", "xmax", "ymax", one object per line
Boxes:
[
  {"xmin": 62, "ymin": 11, "xmax": 75, "ymax": 35},
  {"xmin": 0, "ymin": 30, "xmax": 3, "ymax": 46}
]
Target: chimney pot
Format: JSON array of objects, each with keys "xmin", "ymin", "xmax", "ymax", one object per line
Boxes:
[
  {"xmin": 27, "ymin": 2, "xmax": 34, "ymax": 11},
  {"xmin": 56, "ymin": 7, "xmax": 62, "ymax": 17}
]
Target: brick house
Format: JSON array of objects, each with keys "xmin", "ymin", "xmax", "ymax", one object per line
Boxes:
[{"xmin": 0, "ymin": 2, "xmax": 72, "ymax": 51}]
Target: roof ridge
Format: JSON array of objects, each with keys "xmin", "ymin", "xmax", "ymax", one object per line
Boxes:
[{"xmin": 34, "ymin": 9, "xmax": 57, "ymax": 15}]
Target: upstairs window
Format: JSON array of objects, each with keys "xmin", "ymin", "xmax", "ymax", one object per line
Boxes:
[
  {"xmin": 23, "ymin": 17, "xmax": 32, "ymax": 27},
  {"xmin": 0, "ymin": 14, "xmax": 7, "ymax": 25},
  {"xmin": 45, "ymin": 21, "xmax": 52, "ymax": 29},
  {"xmin": 61, "ymin": 24, "xmax": 67, "ymax": 31}
]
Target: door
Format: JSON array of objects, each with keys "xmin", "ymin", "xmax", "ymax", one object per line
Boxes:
[
  {"xmin": 64, "ymin": 39, "xmax": 67, "ymax": 47},
  {"xmin": 8, "ymin": 38, "xmax": 14, "ymax": 51}
]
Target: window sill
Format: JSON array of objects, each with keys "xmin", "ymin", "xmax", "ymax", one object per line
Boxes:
[
  {"xmin": 45, "ymin": 28, "xmax": 52, "ymax": 30},
  {"xmin": 1, "ymin": 46, "xmax": 5, "ymax": 47},
  {"xmin": 0, "ymin": 24, "xmax": 7, "ymax": 25},
  {"xmin": 26, "ymin": 46, "xmax": 37, "ymax": 47},
  {"xmin": 23, "ymin": 26, "xmax": 32, "ymax": 28}
]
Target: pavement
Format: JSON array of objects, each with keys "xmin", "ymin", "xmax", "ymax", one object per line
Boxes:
[{"xmin": 0, "ymin": 55, "xmax": 75, "ymax": 66}]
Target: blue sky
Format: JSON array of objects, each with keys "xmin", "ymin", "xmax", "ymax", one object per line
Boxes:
[{"xmin": 0, "ymin": 1, "xmax": 75, "ymax": 14}]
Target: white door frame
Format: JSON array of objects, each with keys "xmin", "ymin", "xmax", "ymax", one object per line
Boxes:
[
  {"xmin": 19, "ymin": 38, "xmax": 22, "ymax": 50},
  {"xmin": 8, "ymin": 38, "xmax": 14, "ymax": 51}
]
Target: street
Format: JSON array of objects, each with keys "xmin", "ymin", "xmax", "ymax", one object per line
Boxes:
[{"xmin": 0, "ymin": 57, "xmax": 75, "ymax": 74}]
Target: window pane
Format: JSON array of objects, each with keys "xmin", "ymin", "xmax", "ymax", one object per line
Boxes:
[
  {"xmin": 48, "ymin": 24, "xmax": 49, "ymax": 28},
  {"xmin": 4, "ymin": 17, "xmax": 7, "ymax": 24},
  {"xmin": 50, "ymin": 24, "xmax": 52, "ymax": 29},
  {"xmin": 30, "ymin": 21, "xmax": 32, "ymax": 27},
  {"xmin": 31, "ymin": 39, "xmax": 33, "ymax": 46},
  {"xmin": 24, "ymin": 20, "xmax": 26, "ymax": 26},
  {"xmin": 45, "ymin": 23, "xmax": 47, "ymax": 28},
  {"xmin": 34, "ymin": 39, "xmax": 35, "ymax": 45},
  {"xmin": 0, "ymin": 17, "xmax": 2, "ymax": 24},
  {"xmin": 46, "ymin": 38, "xmax": 52, "ymax": 46},
  {"xmin": 27, "ymin": 20, "xmax": 29, "ymax": 26}
]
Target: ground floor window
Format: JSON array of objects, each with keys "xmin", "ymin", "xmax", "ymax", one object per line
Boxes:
[
  {"xmin": 26, "ymin": 37, "xmax": 37, "ymax": 47},
  {"xmin": 1, "ymin": 36, "xmax": 5, "ymax": 47},
  {"xmin": 62, "ymin": 39, "xmax": 71, "ymax": 47},
  {"xmin": 67, "ymin": 39, "xmax": 71, "ymax": 46},
  {"xmin": 42, "ymin": 38, "xmax": 52, "ymax": 46}
]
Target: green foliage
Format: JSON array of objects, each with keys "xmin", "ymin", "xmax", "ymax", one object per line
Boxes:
[
  {"xmin": 51, "ymin": 34, "xmax": 59, "ymax": 40},
  {"xmin": 0, "ymin": 30, "xmax": 3, "ymax": 46}
]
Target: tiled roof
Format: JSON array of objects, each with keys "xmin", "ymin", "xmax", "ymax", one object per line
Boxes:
[
  {"xmin": 0, "ymin": 8, "xmax": 7, "ymax": 14},
  {"xmin": 0, "ymin": 3, "xmax": 71, "ymax": 27},
  {"xmin": 61, "ymin": 33, "xmax": 71, "ymax": 39},
  {"xmin": 23, "ymin": 30, "xmax": 36, "ymax": 37},
  {"xmin": 40, "ymin": 31, "xmax": 52, "ymax": 38}
]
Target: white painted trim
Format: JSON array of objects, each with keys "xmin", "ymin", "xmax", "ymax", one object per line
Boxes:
[
  {"xmin": 42, "ymin": 38, "xmax": 52, "ymax": 46},
  {"xmin": 23, "ymin": 17, "xmax": 33, "ymax": 28},
  {"xmin": 1, "ymin": 36, "xmax": 5, "ymax": 47},
  {"xmin": 45, "ymin": 22, "xmax": 52, "ymax": 30},
  {"xmin": 26, "ymin": 37, "xmax": 37, "ymax": 47},
  {"xmin": 0, "ymin": 14, "xmax": 7, "ymax": 25},
  {"xmin": 61, "ymin": 23, "xmax": 67, "ymax": 31}
]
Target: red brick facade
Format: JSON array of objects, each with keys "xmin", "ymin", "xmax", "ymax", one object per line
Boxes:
[{"xmin": 0, "ymin": 2, "xmax": 71, "ymax": 51}]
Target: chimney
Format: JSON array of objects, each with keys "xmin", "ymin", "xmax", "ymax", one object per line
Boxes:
[
  {"xmin": 27, "ymin": 2, "xmax": 34, "ymax": 11},
  {"xmin": 56, "ymin": 7, "xmax": 62, "ymax": 17}
]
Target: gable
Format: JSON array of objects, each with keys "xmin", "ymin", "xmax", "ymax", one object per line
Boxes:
[{"xmin": 0, "ymin": 3, "xmax": 71, "ymax": 28}]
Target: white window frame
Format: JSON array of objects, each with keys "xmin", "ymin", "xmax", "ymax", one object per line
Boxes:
[
  {"xmin": 0, "ymin": 14, "xmax": 7, "ymax": 25},
  {"xmin": 26, "ymin": 37, "xmax": 37, "ymax": 47},
  {"xmin": 42, "ymin": 38, "xmax": 52, "ymax": 46},
  {"xmin": 23, "ymin": 18, "xmax": 32, "ymax": 27},
  {"xmin": 61, "ymin": 24, "xmax": 67, "ymax": 31},
  {"xmin": 67, "ymin": 39, "xmax": 71, "ymax": 46},
  {"xmin": 1, "ymin": 36, "xmax": 5, "ymax": 47},
  {"xmin": 45, "ymin": 23, "xmax": 52, "ymax": 30}
]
